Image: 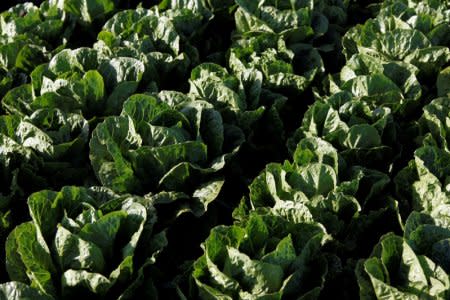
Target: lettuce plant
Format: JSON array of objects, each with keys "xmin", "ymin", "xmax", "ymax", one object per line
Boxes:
[
  {"xmin": 378, "ymin": 0, "xmax": 450, "ymax": 46},
  {"xmin": 356, "ymin": 233, "xmax": 450, "ymax": 300},
  {"xmin": 404, "ymin": 209, "xmax": 450, "ymax": 273},
  {"xmin": 0, "ymin": 109, "xmax": 90, "ymax": 217},
  {"xmin": 288, "ymin": 91, "xmax": 399, "ymax": 172},
  {"xmin": 2, "ymin": 45, "xmax": 147, "ymax": 118},
  {"xmin": 248, "ymin": 137, "xmax": 357, "ymax": 231},
  {"xmin": 90, "ymin": 93, "xmax": 244, "ymax": 218},
  {"xmin": 229, "ymin": 35, "xmax": 324, "ymax": 95},
  {"xmin": 395, "ymin": 97, "xmax": 450, "ymax": 212},
  {"xmin": 343, "ymin": 13, "xmax": 450, "ymax": 77},
  {"xmin": 188, "ymin": 62, "xmax": 288, "ymax": 160},
  {"xmin": 418, "ymin": 96, "xmax": 450, "ymax": 151},
  {"xmin": 0, "ymin": 0, "xmax": 449, "ymax": 299},
  {"xmin": 4, "ymin": 186, "xmax": 167, "ymax": 299},
  {"xmin": 193, "ymin": 210, "xmax": 330, "ymax": 299},
  {"xmin": 234, "ymin": 0, "xmax": 347, "ymax": 45},
  {"xmin": 95, "ymin": 7, "xmax": 196, "ymax": 91},
  {"xmin": 332, "ymin": 53, "xmax": 422, "ymax": 116},
  {"xmin": 0, "ymin": 1, "xmax": 73, "ymax": 99}
]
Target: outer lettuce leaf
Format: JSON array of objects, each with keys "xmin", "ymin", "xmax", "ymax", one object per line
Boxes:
[
  {"xmin": 437, "ymin": 67, "xmax": 450, "ymax": 97},
  {"xmin": 0, "ymin": 281, "xmax": 54, "ymax": 300},
  {"xmin": 64, "ymin": 0, "xmax": 118, "ymax": 25}
]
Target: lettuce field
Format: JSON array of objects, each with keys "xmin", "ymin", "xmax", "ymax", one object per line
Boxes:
[{"xmin": 1, "ymin": 0, "xmax": 450, "ymax": 299}]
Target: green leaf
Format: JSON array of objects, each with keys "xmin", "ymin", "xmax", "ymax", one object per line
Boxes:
[
  {"xmin": 293, "ymin": 137, "xmax": 339, "ymax": 171},
  {"xmin": 6, "ymin": 222, "xmax": 57, "ymax": 297},
  {"xmin": 224, "ymin": 247, "xmax": 284, "ymax": 295},
  {"xmin": 15, "ymin": 44, "xmax": 47, "ymax": 73},
  {"xmin": 261, "ymin": 234, "xmax": 296, "ymax": 272},
  {"xmin": 64, "ymin": 0, "xmax": 116, "ymax": 24},
  {"xmin": 53, "ymin": 225, "xmax": 105, "ymax": 273},
  {"xmin": 404, "ymin": 46, "xmax": 450, "ymax": 77},
  {"xmin": 343, "ymin": 124, "xmax": 382, "ymax": 149},
  {"xmin": 98, "ymin": 57, "xmax": 145, "ymax": 91},
  {"xmin": 78, "ymin": 211, "xmax": 127, "ymax": 259},
  {"xmin": 2, "ymin": 84, "xmax": 33, "ymax": 116},
  {"xmin": 61, "ymin": 270, "xmax": 111, "ymax": 296},
  {"xmin": 291, "ymin": 163, "xmax": 337, "ymax": 198},
  {"xmin": 0, "ymin": 282, "xmax": 54, "ymax": 300},
  {"xmin": 245, "ymin": 213, "xmax": 269, "ymax": 254},
  {"xmin": 105, "ymin": 81, "xmax": 139, "ymax": 115},
  {"xmin": 437, "ymin": 67, "xmax": 450, "ymax": 97},
  {"xmin": 89, "ymin": 116, "xmax": 141, "ymax": 193},
  {"xmin": 48, "ymin": 48, "xmax": 98, "ymax": 74},
  {"xmin": 191, "ymin": 180, "xmax": 225, "ymax": 217}
]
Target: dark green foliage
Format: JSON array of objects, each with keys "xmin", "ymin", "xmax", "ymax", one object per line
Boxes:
[{"xmin": 0, "ymin": 0, "xmax": 449, "ymax": 299}]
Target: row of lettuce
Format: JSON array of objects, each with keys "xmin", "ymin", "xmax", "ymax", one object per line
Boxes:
[
  {"xmin": 189, "ymin": 0, "xmax": 450, "ymax": 299},
  {"xmin": 0, "ymin": 0, "xmax": 351, "ymax": 299},
  {"xmin": 0, "ymin": 0, "xmax": 449, "ymax": 299},
  {"xmin": 0, "ymin": 0, "xmax": 159, "ymax": 100}
]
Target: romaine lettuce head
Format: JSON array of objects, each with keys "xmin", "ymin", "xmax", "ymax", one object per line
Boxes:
[
  {"xmin": 0, "ymin": 1, "xmax": 74, "ymax": 97},
  {"xmin": 379, "ymin": 0, "xmax": 450, "ymax": 46},
  {"xmin": 356, "ymin": 233, "xmax": 450, "ymax": 300},
  {"xmin": 90, "ymin": 93, "xmax": 244, "ymax": 218},
  {"xmin": 234, "ymin": 0, "xmax": 347, "ymax": 42},
  {"xmin": 4, "ymin": 186, "xmax": 167, "ymax": 299},
  {"xmin": 95, "ymin": 8, "xmax": 196, "ymax": 90},
  {"xmin": 188, "ymin": 62, "xmax": 287, "ymax": 158},
  {"xmin": 0, "ymin": 109, "xmax": 90, "ymax": 219},
  {"xmin": 2, "ymin": 47, "xmax": 146, "ymax": 118},
  {"xmin": 343, "ymin": 15, "xmax": 450, "ymax": 77},
  {"xmin": 418, "ymin": 97, "xmax": 450, "ymax": 152},
  {"xmin": 246, "ymin": 135, "xmax": 401, "ymax": 251},
  {"xmin": 395, "ymin": 145, "xmax": 450, "ymax": 214},
  {"xmin": 404, "ymin": 208, "xmax": 450, "ymax": 276},
  {"xmin": 288, "ymin": 92, "xmax": 399, "ymax": 172},
  {"xmin": 336, "ymin": 53, "xmax": 422, "ymax": 116},
  {"xmin": 0, "ymin": 1, "xmax": 70, "ymax": 51},
  {"xmin": 193, "ymin": 210, "xmax": 330, "ymax": 299},
  {"xmin": 395, "ymin": 96, "xmax": 450, "ymax": 213},
  {"xmin": 229, "ymin": 35, "xmax": 324, "ymax": 95}
]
